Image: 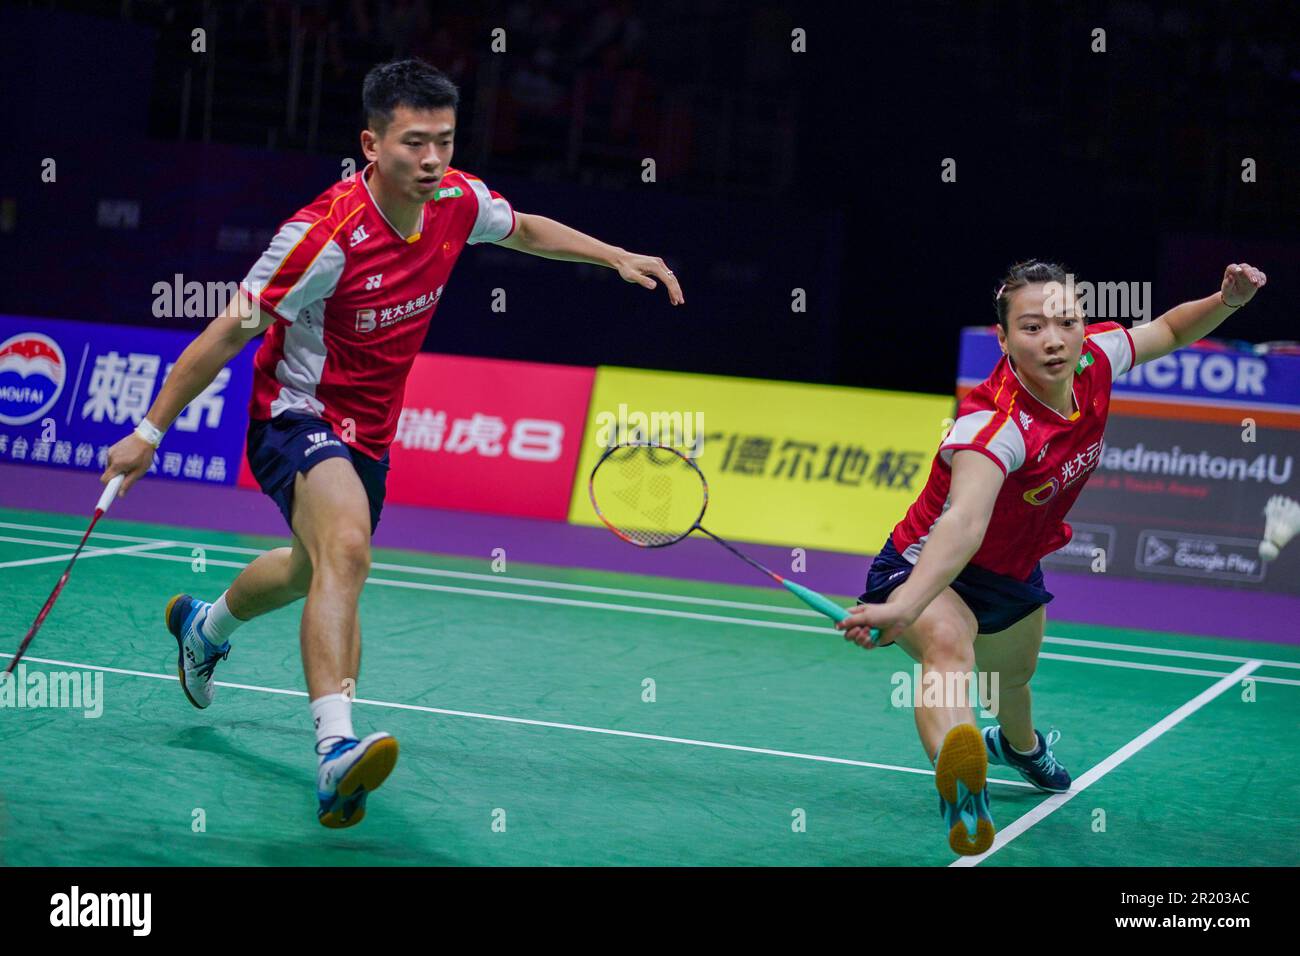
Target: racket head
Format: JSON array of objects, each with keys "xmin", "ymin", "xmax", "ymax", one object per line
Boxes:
[{"xmin": 588, "ymin": 441, "xmax": 709, "ymax": 548}]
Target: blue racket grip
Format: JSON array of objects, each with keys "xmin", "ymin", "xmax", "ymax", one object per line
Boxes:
[{"xmin": 781, "ymin": 580, "xmax": 882, "ymax": 644}]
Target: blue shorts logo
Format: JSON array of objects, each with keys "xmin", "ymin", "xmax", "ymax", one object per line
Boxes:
[{"xmin": 0, "ymin": 333, "xmax": 67, "ymax": 425}]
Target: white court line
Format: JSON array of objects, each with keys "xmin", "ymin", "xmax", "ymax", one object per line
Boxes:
[
  {"xmin": 0, "ymin": 520, "xmax": 828, "ymax": 617},
  {"xmin": 0, "ymin": 540, "xmax": 176, "ymax": 570},
  {"xmin": 0, "ymin": 652, "xmax": 1036, "ymax": 789},
  {"xmin": 3, "ymin": 530, "xmax": 1300, "ymax": 684},
  {"xmin": 950, "ymin": 660, "xmax": 1262, "ymax": 867},
  {"xmin": 6, "ymin": 519, "xmax": 1300, "ymax": 669},
  {"xmin": 1044, "ymin": 635, "xmax": 1300, "ymax": 671},
  {"xmin": 1038, "ymin": 651, "xmax": 1287, "ymax": 683}
]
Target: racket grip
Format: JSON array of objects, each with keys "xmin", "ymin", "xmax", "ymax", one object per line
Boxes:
[
  {"xmin": 96, "ymin": 475, "xmax": 125, "ymax": 514},
  {"xmin": 781, "ymin": 579, "xmax": 850, "ymax": 623}
]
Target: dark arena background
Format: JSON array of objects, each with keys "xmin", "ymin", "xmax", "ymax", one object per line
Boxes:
[{"xmin": 0, "ymin": 0, "xmax": 1296, "ymax": 927}]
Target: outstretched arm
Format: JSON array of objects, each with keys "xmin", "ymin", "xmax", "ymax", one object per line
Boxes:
[
  {"xmin": 837, "ymin": 450, "xmax": 1005, "ymax": 649},
  {"xmin": 1129, "ymin": 262, "xmax": 1267, "ymax": 366},
  {"xmin": 495, "ymin": 212, "xmax": 684, "ymax": 305}
]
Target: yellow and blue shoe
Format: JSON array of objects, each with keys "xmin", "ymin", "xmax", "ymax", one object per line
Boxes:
[
  {"xmin": 984, "ymin": 726, "xmax": 1071, "ymax": 793},
  {"xmin": 165, "ymin": 594, "xmax": 230, "ymax": 710},
  {"xmin": 316, "ymin": 732, "xmax": 400, "ymax": 829},
  {"xmin": 934, "ymin": 723, "xmax": 995, "ymax": 856}
]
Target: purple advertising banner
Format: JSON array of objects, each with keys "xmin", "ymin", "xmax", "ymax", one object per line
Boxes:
[{"xmin": 0, "ymin": 313, "xmax": 255, "ymax": 487}]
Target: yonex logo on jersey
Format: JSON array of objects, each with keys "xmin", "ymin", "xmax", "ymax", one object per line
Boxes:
[
  {"xmin": 364, "ymin": 274, "xmax": 382, "ymax": 290},
  {"xmin": 355, "ymin": 309, "xmax": 377, "ymax": 333},
  {"xmin": 1036, "ymin": 442, "xmax": 1051, "ymax": 464},
  {"xmin": 349, "ymin": 224, "xmax": 370, "ymax": 248},
  {"xmin": 1018, "ymin": 410, "xmax": 1033, "ymax": 431}
]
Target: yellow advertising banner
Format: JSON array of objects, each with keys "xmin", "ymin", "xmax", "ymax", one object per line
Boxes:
[{"xmin": 567, "ymin": 366, "xmax": 954, "ymax": 554}]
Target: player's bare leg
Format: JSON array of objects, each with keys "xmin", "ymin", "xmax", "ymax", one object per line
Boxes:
[
  {"xmin": 225, "ymin": 539, "xmax": 314, "ymax": 621},
  {"xmin": 887, "ymin": 587, "xmax": 993, "ymax": 854},
  {"xmin": 291, "ymin": 457, "xmax": 397, "ymax": 827},
  {"xmin": 291, "ymin": 458, "xmax": 369, "ymax": 700},
  {"xmin": 165, "ymin": 534, "xmax": 314, "ymax": 708},
  {"xmin": 975, "ymin": 606, "xmax": 1071, "ymax": 793},
  {"xmin": 974, "ymin": 606, "xmax": 1046, "ymax": 752},
  {"xmin": 886, "ymin": 587, "xmax": 980, "ymax": 761}
]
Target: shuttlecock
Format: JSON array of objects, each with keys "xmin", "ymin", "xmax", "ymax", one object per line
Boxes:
[{"xmin": 1259, "ymin": 495, "xmax": 1300, "ymax": 561}]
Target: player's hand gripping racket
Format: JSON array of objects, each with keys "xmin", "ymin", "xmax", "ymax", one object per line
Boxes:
[
  {"xmin": 588, "ymin": 442, "xmax": 879, "ymax": 641},
  {"xmin": 4, "ymin": 475, "xmax": 124, "ymax": 675}
]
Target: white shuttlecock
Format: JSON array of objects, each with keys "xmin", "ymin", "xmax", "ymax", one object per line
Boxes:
[{"xmin": 1259, "ymin": 494, "xmax": 1300, "ymax": 561}]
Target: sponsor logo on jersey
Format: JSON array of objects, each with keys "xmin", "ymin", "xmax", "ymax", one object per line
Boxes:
[
  {"xmin": 349, "ymin": 224, "xmax": 370, "ymax": 248},
  {"xmin": 304, "ymin": 432, "xmax": 342, "ymax": 456},
  {"xmin": 1018, "ymin": 410, "xmax": 1033, "ymax": 431},
  {"xmin": 0, "ymin": 332, "xmax": 67, "ymax": 425},
  {"xmin": 355, "ymin": 309, "xmax": 377, "ymax": 333},
  {"xmin": 434, "ymin": 186, "xmax": 463, "ymax": 201},
  {"xmin": 1023, "ymin": 477, "xmax": 1060, "ymax": 506},
  {"xmin": 364, "ymin": 273, "xmax": 383, "ymax": 290},
  {"xmin": 1036, "ymin": 442, "xmax": 1051, "ymax": 463},
  {"xmin": 1075, "ymin": 352, "xmax": 1095, "ymax": 374}
]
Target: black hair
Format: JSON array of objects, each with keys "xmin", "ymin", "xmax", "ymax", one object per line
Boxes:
[
  {"xmin": 993, "ymin": 259, "xmax": 1072, "ymax": 329},
  {"xmin": 362, "ymin": 59, "xmax": 460, "ymax": 135}
]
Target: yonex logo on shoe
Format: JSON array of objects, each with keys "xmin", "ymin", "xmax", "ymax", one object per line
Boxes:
[{"xmin": 50, "ymin": 886, "xmax": 151, "ymax": 936}]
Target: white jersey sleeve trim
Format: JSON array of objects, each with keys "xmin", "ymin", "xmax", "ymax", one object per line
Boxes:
[
  {"xmin": 465, "ymin": 178, "xmax": 516, "ymax": 245},
  {"xmin": 939, "ymin": 409, "xmax": 1026, "ymax": 475},
  {"xmin": 241, "ymin": 221, "xmax": 346, "ymax": 323},
  {"xmin": 1089, "ymin": 325, "xmax": 1136, "ymax": 380}
]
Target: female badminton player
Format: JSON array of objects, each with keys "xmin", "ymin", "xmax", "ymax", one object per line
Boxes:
[{"xmin": 835, "ymin": 259, "xmax": 1267, "ymax": 855}]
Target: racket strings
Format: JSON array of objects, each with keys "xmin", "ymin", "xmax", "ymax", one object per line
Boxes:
[{"xmin": 590, "ymin": 444, "xmax": 705, "ymax": 547}]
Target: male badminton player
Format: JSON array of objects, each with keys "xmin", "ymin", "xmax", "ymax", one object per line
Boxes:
[
  {"xmin": 99, "ymin": 59, "xmax": 684, "ymax": 828},
  {"xmin": 836, "ymin": 259, "xmax": 1266, "ymax": 855}
]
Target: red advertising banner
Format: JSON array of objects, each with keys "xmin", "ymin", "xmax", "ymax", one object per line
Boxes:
[{"xmin": 238, "ymin": 354, "xmax": 595, "ymax": 520}]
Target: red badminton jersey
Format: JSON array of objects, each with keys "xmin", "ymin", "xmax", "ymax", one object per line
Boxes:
[
  {"xmin": 240, "ymin": 163, "xmax": 516, "ymax": 459},
  {"xmin": 892, "ymin": 322, "xmax": 1136, "ymax": 580}
]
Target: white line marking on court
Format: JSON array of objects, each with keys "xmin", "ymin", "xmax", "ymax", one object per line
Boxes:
[
  {"xmin": 950, "ymin": 660, "xmax": 1262, "ymax": 867},
  {"xmin": 3, "ymin": 526, "xmax": 1300, "ymax": 674},
  {"xmin": 0, "ymin": 520, "xmax": 832, "ymax": 617},
  {"xmin": 0, "ymin": 651, "xmax": 1036, "ymax": 788},
  {"xmin": 1043, "ymin": 635, "xmax": 1300, "ymax": 671},
  {"xmin": 0, "ymin": 540, "xmax": 175, "ymax": 569}
]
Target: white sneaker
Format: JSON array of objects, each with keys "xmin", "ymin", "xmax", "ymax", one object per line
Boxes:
[
  {"xmin": 316, "ymin": 732, "xmax": 400, "ymax": 828},
  {"xmin": 165, "ymin": 594, "xmax": 230, "ymax": 709}
]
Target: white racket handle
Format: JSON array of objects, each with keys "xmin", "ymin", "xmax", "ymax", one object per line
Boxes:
[{"xmin": 96, "ymin": 474, "xmax": 125, "ymax": 515}]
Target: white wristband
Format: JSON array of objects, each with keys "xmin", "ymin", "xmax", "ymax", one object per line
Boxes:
[{"xmin": 134, "ymin": 418, "xmax": 165, "ymax": 447}]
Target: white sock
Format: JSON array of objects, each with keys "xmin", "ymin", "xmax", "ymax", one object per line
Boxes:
[
  {"xmin": 311, "ymin": 693, "xmax": 355, "ymax": 752},
  {"xmin": 200, "ymin": 592, "xmax": 244, "ymax": 645}
]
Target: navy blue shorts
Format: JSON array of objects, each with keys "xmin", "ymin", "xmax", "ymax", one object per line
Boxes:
[
  {"xmin": 859, "ymin": 535, "xmax": 1054, "ymax": 641},
  {"xmin": 245, "ymin": 412, "xmax": 390, "ymax": 536}
]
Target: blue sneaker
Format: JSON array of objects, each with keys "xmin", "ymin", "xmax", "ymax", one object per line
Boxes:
[
  {"xmin": 165, "ymin": 594, "xmax": 230, "ymax": 710},
  {"xmin": 316, "ymin": 732, "xmax": 400, "ymax": 829},
  {"xmin": 934, "ymin": 723, "xmax": 995, "ymax": 856},
  {"xmin": 984, "ymin": 726, "xmax": 1071, "ymax": 793}
]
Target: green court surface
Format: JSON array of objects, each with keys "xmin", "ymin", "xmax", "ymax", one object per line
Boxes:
[{"xmin": 1, "ymin": 506, "xmax": 1297, "ymax": 867}]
